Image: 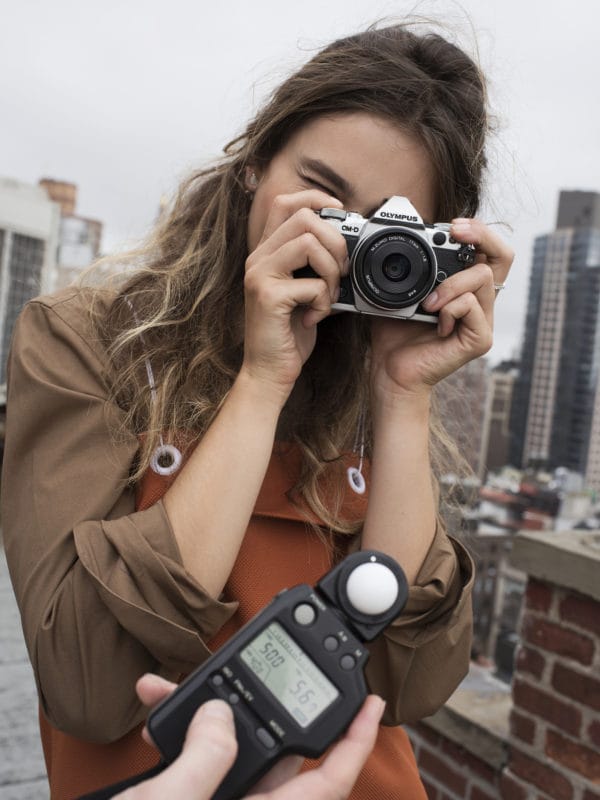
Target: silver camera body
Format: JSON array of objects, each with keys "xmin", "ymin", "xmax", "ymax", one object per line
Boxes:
[{"xmin": 317, "ymin": 196, "xmax": 476, "ymax": 322}]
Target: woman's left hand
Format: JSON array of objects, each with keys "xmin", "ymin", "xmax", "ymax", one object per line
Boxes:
[{"xmin": 369, "ymin": 218, "xmax": 514, "ymax": 399}]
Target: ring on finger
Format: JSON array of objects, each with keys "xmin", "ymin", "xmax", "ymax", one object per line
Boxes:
[{"xmin": 494, "ymin": 283, "xmax": 506, "ymax": 292}]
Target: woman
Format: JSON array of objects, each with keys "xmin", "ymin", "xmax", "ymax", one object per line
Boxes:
[{"xmin": 2, "ymin": 22, "xmax": 513, "ymax": 800}]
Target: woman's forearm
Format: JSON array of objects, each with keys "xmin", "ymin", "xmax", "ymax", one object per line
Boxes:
[
  {"xmin": 360, "ymin": 391, "xmax": 437, "ymax": 585},
  {"xmin": 163, "ymin": 368, "xmax": 287, "ymax": 598}
]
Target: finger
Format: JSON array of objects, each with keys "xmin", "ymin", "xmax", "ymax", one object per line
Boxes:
[
  {"xmin": 449, "ymin": 218, "xmax": 514, "ymax": 283},
  {"xmin": 250, "ymin": 696, "xmax": 384, "ymax": 800},
  {"xmin": 260, "ymin": 191, "xmax": 343, "ymax": 243},
  {"xmin": 121, "ymin": 701, "xmax": 238, "ymax": 800},
  {"xmin": 247, "ymin": 235, "xmax": 341, "ymax": 303},
  {"xmin": 308, "ymin": 695, "xmax": 385, "ymax": 793},
  {"xmin": 421, "ymin": 263, "xmax": 495, "ymax": 319},
  {"xmin": 136, "ymin": 673, "xmax": 178, "ymax": 708},
  {"xmin": 436, "ymin": 292, "xmax": 493, "ymax": 354},
  {"xmin": 250, "ymin": 207, "xmax": 348, "ymax": 274}
]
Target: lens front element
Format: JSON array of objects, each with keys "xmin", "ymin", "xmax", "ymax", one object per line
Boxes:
[{"xmin": 353, "ymin": 231, "xmax": 436, "ymax": 309}]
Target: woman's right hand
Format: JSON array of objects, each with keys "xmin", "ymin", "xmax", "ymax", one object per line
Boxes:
[{"xmin": 241, "ymin": 190, "xmax": 348, "ymax": 404}]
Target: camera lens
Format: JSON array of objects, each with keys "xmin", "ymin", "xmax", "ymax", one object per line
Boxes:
[
  {"xmin": 381, "ymin": 254, "xmax": 411, "ymax": 283},
  {"xmin": 352, "ymin": 231, "xmax": 436, "ymax": 310}
]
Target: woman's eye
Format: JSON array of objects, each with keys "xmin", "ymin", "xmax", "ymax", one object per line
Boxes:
[{"xmin": 303, "ymin": 176, "xmax": 337, "ymax": 198}]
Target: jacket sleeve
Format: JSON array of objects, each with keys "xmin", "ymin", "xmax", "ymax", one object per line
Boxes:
[
  {"xmin": 1, "ymin": 294, "xmax": 237, "ymax": 743},
  {"xmin": 355, "ymin": 522, "xmax": 474, "ymax": 725}
]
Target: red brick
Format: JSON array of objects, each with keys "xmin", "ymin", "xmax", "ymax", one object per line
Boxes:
[
  {"xmin": 513, "ymin": 678, "xmax": 582, "ymax": 736},
  {"xmin": 515, "ymin": 646, "xmax": 546, "ymax": 680},
  {"xmin": 559, "ymin": 592, "xmax": 600, "ymax": 637},
  {"xmin": 438, "ymin": 737, "xmax": 497, "ymax": 784},
  {"xmin": 500, "ymin": 771, "xmax": 528, "ymax": 800},
  {"xmin": 525, "ymin": 579, "xmax": 554, "ymax": 612},
  {"xmin": 546, "ymin": 728, "xmax": 600, "ymax": 781},
  {"xmin": 470, "ymin": 786, "xmax": 497, "ymax": 800},
  {"xmin": 418, "ymin": 745, "xmax": 468, "ymax": 797},
  {"xmin": 521, "ymin": 614, "xmax": 594, "ymax": 665},
  {"xmin": 510, "ymin": 749, "xmax": 573, "ymax": 800},
  {"xmin": 588, "ymin": 719, "xmax": 600, "ymax": 749},
  {"xmin": 413, "ymin": 721, "xmax": 442, "ymax": 748},
  {"xmin": 552, "ymin": 662, "xmax": 600, "ymax": 712},
  {"xmin": 510, "ymin": 709, "xmax": 536, "ymax": 745}
]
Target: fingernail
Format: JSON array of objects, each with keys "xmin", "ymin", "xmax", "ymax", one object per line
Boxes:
[
  {"xmin": 423, "ymin": 291, "xmax": 438, "ymax": 309},
  {"xmin": 198, "ymin": 700, "xmax": 233, "ymax": 722},
  {"xmin": 374, "ymin": 696, "xmax": 386, "ymax": 718}
]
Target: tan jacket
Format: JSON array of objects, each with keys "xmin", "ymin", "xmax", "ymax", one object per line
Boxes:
[{"xmin": 1, "ymin": 288, "xmax": 474, "ymax": 744}]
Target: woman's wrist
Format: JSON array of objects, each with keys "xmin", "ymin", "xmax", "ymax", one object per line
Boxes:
[
  {"xmin": 370, "ymin": 377, "xmax": 432, "ymax": 420},
  {"xmin": 234, "ymin": 365, "xmax": 293, "ymax": 415}
]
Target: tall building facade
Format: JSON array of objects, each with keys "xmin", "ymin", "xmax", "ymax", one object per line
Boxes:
[
  {"xmin": 510, "ymin": 191, "xmax": 600, "ymax": 488},
  {"xmin": 0, "ymin": 178, "xmax": 60, "ymax": 401}
]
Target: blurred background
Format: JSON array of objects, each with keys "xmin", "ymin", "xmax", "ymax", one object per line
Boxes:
[{"xmin": 1, "ymin": 1, "xmax": 599, "ymax": 798}]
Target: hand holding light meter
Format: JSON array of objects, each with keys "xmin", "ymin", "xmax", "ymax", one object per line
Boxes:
[{"xmin": 147, "ymin": 550, "xmax": 408, "ymax": 800}]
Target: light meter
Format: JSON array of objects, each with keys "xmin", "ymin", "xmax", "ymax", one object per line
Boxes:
[{"xmin": 147, "ymin": 549, "xmax": 408, "ymax": 799}]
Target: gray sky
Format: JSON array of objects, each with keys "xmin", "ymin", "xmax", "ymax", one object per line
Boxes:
[{"xmin": 2, "ymin": 0, "xmax": 599, "ymax": 364}]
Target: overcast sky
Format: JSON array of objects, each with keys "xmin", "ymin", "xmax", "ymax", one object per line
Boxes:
[{"xmin": 2, "ymin": 0, "xmax": 599, "ymax": 364}]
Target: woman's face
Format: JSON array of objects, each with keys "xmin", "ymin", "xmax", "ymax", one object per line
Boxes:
[{"xmin": 246, "ymin": 112, "xmax": 437, "ymax": 253}]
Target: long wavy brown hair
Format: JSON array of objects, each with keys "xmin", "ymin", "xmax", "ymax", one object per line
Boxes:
[{"xmin": 92, "ymin": 22, "xmax": 489, "ymax": 534}]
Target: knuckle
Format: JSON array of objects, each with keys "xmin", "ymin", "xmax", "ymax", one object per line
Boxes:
[
  {"xmin": 244, "ymin": 251, "xmax": 258, "ymax": 272},
  {"xmin": 243, "ymin": 266, "xmax": 260, "ymax": 292},
  {"xmin": 300, "ymin": 231, "xmax": 319, "ymax": 251},
  {"xmin": 479, "ymin": 264, "xmax": 494, "ymax": 284},
  {"xmin": 271, "ymin": 194, "xmax": 293, "ymax": 215},
  {"xmin": 296, "ymin": 207, "xmax": 317, "ymax": 228}
]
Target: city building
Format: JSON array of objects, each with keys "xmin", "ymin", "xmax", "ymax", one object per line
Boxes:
[
  {"xmin": 510, "ymin": 190, "xmax": 600, "ymax": 491},
  {"xmin": 436, "ymin": 356, "xmax": 491, "ymax": 480},
  {"xmin": 39, "ymin": 179, "xmax": 103, "ymax": 290},
  {"xmin": 483, "ymin": 360, "xmax": 518, "ymax": 474},
  {"xmin": 0, "ymin": 177, "xmax": 60, "ymax": 402}
]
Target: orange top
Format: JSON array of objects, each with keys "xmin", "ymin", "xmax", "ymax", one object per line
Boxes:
[{"xmin": 39, "ymin": 445, "xmax": 426, "ymax": 799}]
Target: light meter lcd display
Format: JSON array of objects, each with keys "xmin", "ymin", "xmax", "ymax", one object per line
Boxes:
[{"xmin": 240, "ymin": 622, "xmax": 339, "ymax": 728}]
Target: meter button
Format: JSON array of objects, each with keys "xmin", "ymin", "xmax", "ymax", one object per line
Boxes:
[
  {"xmin": 340, "ymin": 654, "xmax": 357, "ymax": 670},
  {"xmin": 324, "ymin": 636, "xmax": 340, "ymax": 652},
  {"xmin": 211, "ymin": 673, "xmax": 224, "ymax": 688},
  {"xmin": 228, "ymin": 692, "xmax": 240, "ymax": 705},
  {"xmin": 293, "ymin": 603, "xmax": 316, "ymax": 626},
  {"xmin": 256, "ymin": 727, "xmax": 277, "ymax": 749}
]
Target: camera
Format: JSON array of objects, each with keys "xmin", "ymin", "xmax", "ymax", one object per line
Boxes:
[{"xmin": 304, "ymin": 196, "xmax": 476, "ymax": 322}]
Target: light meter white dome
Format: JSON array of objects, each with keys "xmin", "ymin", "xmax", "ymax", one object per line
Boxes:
[{"xmin": 345, "ymin": 562, "xmax": 399, "ymax": 615}]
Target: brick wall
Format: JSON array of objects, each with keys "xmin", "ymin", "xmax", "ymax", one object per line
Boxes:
[
  {"xmin": 409, "ymin": 720, "xmax": 502, "ymax": 799},
  {"xmin": 406, "ymin": 531, "xmax": 600, "ymax": 800},
  {"xmin": 502, "ymin": 577, "xmax": 600, "ymax": 800}
]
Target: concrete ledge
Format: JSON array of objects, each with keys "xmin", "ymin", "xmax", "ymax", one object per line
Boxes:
[
  {"xmin": 510, "ymin": 529, "xmax": 600, "ymax": 601},
  {"xmin": 422, "ymin": 663, "xmax": 511, "ymax": 770}
]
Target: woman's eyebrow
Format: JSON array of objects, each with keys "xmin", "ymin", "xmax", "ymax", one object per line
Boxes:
[{"xmin": 300, "ymin": 158, "xmax": 354, "ymax": 198}]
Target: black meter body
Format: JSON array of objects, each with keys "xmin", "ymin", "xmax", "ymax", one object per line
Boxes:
[{"xmin": 147, "ymin": 550, "xmax": 408, "ymax": 800}]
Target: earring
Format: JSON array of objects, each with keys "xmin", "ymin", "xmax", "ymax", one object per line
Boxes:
[
  {"xmin": 347, "ymin": 409, "xmax": 366, "ymax": 495},
  {"xmin": 245, "ymin": 168, "xmax": 259, "ymax": 192}
]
